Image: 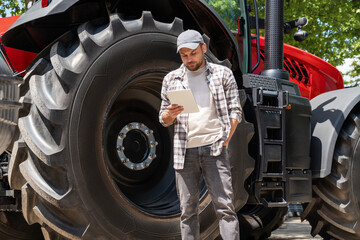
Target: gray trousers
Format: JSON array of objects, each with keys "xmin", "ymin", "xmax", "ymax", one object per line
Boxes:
[{"xmin": 175, "ymin": 145, "xmax": 240, "ymax": 240}]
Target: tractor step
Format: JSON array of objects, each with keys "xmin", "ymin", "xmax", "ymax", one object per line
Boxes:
[
  {"xmin": 246, "ymin": 73, "xmax": 312, "ymax": 205},
  {"xmin": 261, "ymin": 197, "xmax": 287, "ymax": 208},
  {"xmin": 254, "ymin": 181, "xmax": 287, "ymax": 207}
]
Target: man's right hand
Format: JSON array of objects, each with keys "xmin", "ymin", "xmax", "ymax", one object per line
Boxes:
[{"xmin": 162, "ymin": 104, "xmax": 184, "ymax": 125}]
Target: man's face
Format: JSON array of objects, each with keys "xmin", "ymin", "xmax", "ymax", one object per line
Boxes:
[{"xmin": 179, "ymin": 44, "xmax": 207, "ymax": 71}]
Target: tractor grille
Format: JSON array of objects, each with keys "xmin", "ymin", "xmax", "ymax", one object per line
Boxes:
[
  {"xmin": 260, "ymin": 49, "xmax": 310, "ymax": 84},
  {"xmin": 283, "ymin": 57, "xmax": 310, "ymax": 84}
]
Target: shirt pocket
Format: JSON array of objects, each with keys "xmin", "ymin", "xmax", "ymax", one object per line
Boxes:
[
  {"xmin": 167, "ymin": 78, "xmax": 185, "ymax": 91},
  {"xmin": 167, "ymin": 85, "xmax": 181, "ymax": 91}
]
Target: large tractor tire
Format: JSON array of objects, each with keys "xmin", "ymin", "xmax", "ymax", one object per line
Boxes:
[
  {"xmin": 0, "ymin": 212, "xmax": 43, "ymax": 240},
  {"xmin": 238, "ymin": 206, "xmax": 287, "ymax": 240},
  {"xmin": 8, "ymin": 12, "xmax": 255, "ymax": 239},
  {"xmin": 303, "ymin": 105, "xmax": 360, "ymax": 239}
]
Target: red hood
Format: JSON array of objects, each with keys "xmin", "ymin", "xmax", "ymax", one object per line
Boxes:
[
  {"xmin": 0, "ymin": 16, "xmax": 20, "ymax": 36},
  {"xmin": 250, "ymin": 36, "xmax": 343, "ymax": 99}
]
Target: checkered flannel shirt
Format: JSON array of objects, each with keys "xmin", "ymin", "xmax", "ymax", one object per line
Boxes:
[{"xmin": 159, "ymin": 61, "xmax": 242, "ymax": 170}]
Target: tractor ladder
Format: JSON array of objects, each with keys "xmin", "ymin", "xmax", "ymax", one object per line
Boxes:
[{"xmin": 244, "ymin": 74, "xmax": 312, "ymax": 207}]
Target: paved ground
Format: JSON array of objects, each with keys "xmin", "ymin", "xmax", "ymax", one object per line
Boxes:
[{"xmin": 268, "ymin": 217, "xmax": 323, "ymax": 240}]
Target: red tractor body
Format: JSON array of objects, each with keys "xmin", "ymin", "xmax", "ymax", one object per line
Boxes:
[{"xmin": 249, "ymin": 37, "xmax": 343, "ymax": 99}]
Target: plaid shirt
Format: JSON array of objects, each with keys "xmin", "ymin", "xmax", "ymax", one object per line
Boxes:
[{"xmin": 159, "ymin": 61, "xmax": 242, "ymax": 170}]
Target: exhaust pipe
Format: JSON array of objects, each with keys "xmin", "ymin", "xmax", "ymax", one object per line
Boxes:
[{"xmin": 261, "ymin": 0, "xmax": 289, "ymax": 80}]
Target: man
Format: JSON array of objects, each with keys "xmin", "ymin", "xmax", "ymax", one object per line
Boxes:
[{"xmin": 159, "ymin": 29, "xmax": 241, "ymax": 240}]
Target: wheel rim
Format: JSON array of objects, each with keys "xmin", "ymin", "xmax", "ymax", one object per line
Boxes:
[
  {"xmin": 116, "ymin": 122, "xmax": 157, "ymax": 171},
  {"xmin": 103, "ymin": 71, "xmax": 181, "ymax": 216}
]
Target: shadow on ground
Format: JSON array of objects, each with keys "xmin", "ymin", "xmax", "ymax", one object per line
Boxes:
[{"xmin": 268, "ymin": 217, "xmax": 323, "ymax": 240}]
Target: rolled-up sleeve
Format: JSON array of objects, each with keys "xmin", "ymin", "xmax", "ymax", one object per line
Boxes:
[
  {"xmin": 159, "ymin": 74, "xmax": 174, "ymax": 127},
  {"xmin": 223, "ymin": 69, "xmax": 242, "ymax": 123}
]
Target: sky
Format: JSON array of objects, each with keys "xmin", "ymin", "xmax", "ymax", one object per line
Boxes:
[{"xmin": 337, "ymin": 58, "xmax": 355, "ymax": 83}]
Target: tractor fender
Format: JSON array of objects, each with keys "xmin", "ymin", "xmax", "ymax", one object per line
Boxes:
[
  {"xmin": 8, "ymin": 0, "xmax": 79, "ymax": 26},
  {"xmin": 310, "ymin": 87, "xmax": 360, "ymax": 178},
  {"xmin": 1, "ymin": 0, "xmax": 104, "ymax": 53},
  {"xmin": 2, "ymin": 0, "xmax": 240, "ymax": 73},
  {"xmin": 2, "ymin": 0, "xmax": 242, "ymax": 73}
]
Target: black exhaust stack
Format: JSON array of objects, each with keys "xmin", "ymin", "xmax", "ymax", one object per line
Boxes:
[{"xmin": 261, "ymin": 0, "xmax": 289, "ymax": 80}]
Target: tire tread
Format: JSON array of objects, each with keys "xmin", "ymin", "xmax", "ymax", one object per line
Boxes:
[
  {"xmin": 11, "ymin": 11, "xmax": 185, "ymax": 239},
  {"xmin": 304, "ymin": 106, "xmax": 360, "ymax": 239}
]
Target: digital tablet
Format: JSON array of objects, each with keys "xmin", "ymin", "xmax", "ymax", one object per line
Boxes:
[{"xmin": 167, "ymin": 89, "xmax": 199, "ymax": 114}]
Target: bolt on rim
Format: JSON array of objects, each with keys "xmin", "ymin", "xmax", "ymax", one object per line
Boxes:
[{"xmin": 116, "ymin": 122, "xmax": 158, "ymax": 171}]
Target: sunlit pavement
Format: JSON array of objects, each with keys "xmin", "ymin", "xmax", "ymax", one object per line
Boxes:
[{"xmin": 268, "ymin": 217, "xmax": 323, "ymax": 240}]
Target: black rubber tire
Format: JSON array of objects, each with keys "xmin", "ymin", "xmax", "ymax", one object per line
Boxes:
[
  {"xmin": 0, "ymin": 212, "xmax": 43, "ymax": 240},
  {"xmin": 303, "ymin": 105, "xmax": 360, "ymax": 240},
  {"xmin": 8, "ymin": 12, "xmax": 253, "ymax": 239},
  {"xmin": 238, "ymin": 205, "xmax": 287, "ymax": 240}
]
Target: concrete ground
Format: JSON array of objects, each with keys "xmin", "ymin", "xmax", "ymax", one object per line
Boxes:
[{"xmin": 268, "ymin": 217, "xmax": 323, "ymax": 240}]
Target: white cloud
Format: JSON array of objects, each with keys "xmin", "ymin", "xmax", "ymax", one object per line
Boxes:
[{"xmin": 337, "ymin": 58, "xmax": 356, "ymax": 82}]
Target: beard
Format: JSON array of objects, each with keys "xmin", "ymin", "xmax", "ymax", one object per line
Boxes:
[{"xmin": 185, "ymin": 58, "xmax": 205, "ymax": 71}]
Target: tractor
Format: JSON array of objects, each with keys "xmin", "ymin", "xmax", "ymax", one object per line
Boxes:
[{"xmin": 0, "ymin": 0, "xmax": 358, "ymax": 239}]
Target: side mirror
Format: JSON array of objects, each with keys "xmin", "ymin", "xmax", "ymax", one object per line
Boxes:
[{"xmin": 294, "ymin": 27, "xmax": 308, "ymax": 42}]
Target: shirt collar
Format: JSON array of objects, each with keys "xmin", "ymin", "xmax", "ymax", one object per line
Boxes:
[{"xmin": 177, "ymin": 59, "xmax": 212, "ymax": 80}]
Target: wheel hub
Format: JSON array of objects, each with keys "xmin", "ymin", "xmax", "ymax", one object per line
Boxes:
[{"xmin": 116, "ymin": 122, "xmax": 157, "ymax": 170}]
